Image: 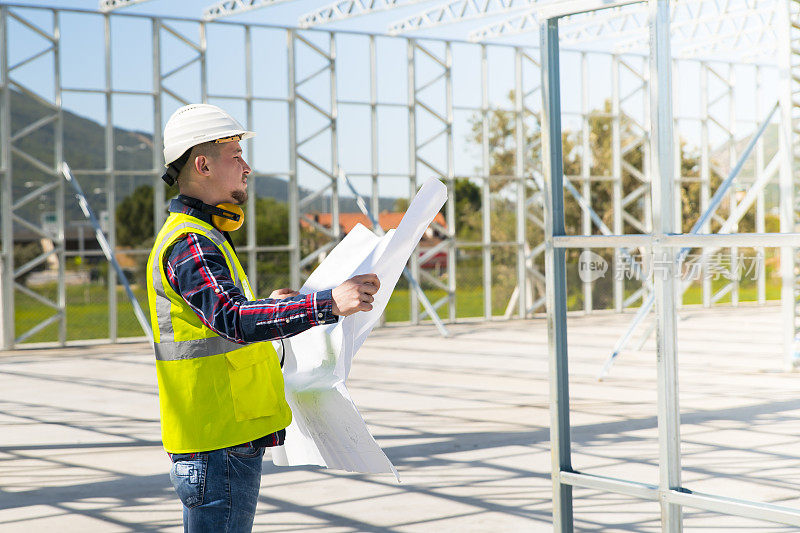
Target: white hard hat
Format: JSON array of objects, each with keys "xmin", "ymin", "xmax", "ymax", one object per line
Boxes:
[{"xmin": 161, "ymin": 103, "xmax": 255, "ymax": 185}]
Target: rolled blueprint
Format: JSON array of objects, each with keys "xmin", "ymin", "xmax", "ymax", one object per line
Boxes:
[{"xmin": 272, "ymin": 178, "xmax": 448, "ymax": 478}]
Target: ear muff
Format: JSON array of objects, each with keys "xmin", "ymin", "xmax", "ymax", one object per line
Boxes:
[{"xmin": 212, "ymin": 203, "xmax": 244, "ymax": 232}]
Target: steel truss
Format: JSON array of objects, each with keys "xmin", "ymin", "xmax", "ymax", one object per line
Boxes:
[
  {"xmin": 388, "ymin": 0, "xmax": 535, "ymax": 35},
  {"xmin": 471, "ymin": 0, "xmax": 780, "ymax": 63},
  {"xmin": 0, "ymin": 6, "xmax": 65, "ymax": 347},
  {"xmin": 409, "ymin": 40, "xmax": 456, "ymax": 322},
  {"xmin": 204, "ymin": 0, "xmax": 293, "ymax": 21},
  {"xmin": 99, "ymin": 0, "xmax": 153, "ymax": 12},
  {"xmin": 541, "ymin": 1, "xmax": 800, "ymax": 530},
  {"xmin": 291, "ymin": 30, "xmax": 339, "ymax": 286},
  {"xmin": 789, "ymin": 0, "xmax": 800, "ymax": 368},
  {"xmin": 300, "ymin": 0, "xmax": 429, "ymax": 28},
  {"xmin": 0, "ymin": 4, "xmax": 785, "ymax": 356},
  {"xmin": 504, "ymin": 48, "xmax": 545, "ymax": 319}
]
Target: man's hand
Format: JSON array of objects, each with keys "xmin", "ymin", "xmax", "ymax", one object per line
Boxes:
[
  {"xmin": 269, "ymin": 288, "xmax": 300, "ymax": 299},
  {"xmin": 332, "ymin": 274, "xmax": 380, "ymax": 316}
]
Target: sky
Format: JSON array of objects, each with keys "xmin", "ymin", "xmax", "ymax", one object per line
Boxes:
[{"xmin": 2, "ymin": 0, "xmax": 782, "ymax": 200}]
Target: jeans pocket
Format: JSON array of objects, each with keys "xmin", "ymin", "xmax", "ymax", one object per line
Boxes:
[
  {"xmin": 169, "ymin": 453, "xmax": 207, "ymax": 509},
  {"xmin": 228, "ymin": 443, "xmax": 264, "ymax": 459}
]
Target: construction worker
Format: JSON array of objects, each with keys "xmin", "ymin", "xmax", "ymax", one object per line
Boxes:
[{"xmin": 146, "ymin": 103, "xmax": 379, "ymax": 532}]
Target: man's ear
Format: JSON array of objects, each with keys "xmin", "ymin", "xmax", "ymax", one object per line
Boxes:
[{"xmin": 194, "ymin": 155, "xmax": 211, "ymax": 176}]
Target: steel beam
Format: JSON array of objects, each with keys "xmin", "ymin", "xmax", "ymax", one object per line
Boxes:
[
  {"xmin": 99, "ymin": 0, "xmax": 153, "ymax": 12},
  {"xmin": 648, "ymin": 0, "xmax": 682, "ymax": 529},
  {"xmin": 388, "ymin": 0, "xmax": 534, "ymax": 35},
  {"xmin": 779, "ymin": 0, "xmax": 796, "ymax": 369},
  {"xmin": 0, "ymin": 6, "xmax": 10, "ymax": 349},
  {"xmin": 299, "ymin": 0, "xmax": 429, "ymax": 28},
  {"xmin": 204, "ymin": 0, "xmax": 293, "ymax": 21}
]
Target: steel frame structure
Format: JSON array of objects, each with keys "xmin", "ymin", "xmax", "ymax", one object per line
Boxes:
[
  {"xmin": 0, "ymin": 4, "xmax": 785, "ymax": 348},
  {"xmin": 541, "ymin": 0, "xmax": 800, "ymax": 530},
  {"xmin": 387, "ymin": 0, "xmax": 534, "ymax": 35},
  {"xmin": 2, "ymin": 1, "xmax": 800, "ymax": 530},
  {"xmin": 0, "ymin": 6, "xmax": 65, "ymax": 347}
]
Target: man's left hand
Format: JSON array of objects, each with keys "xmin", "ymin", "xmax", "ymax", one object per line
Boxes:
[{"xmin": 269, "ymin": 288, "xmax": 300, "ymax": 299}]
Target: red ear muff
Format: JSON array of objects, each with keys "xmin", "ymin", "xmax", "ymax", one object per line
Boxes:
[{"xmin": 212, "ymin": 203, "xmax": 244, "ymax": 232}]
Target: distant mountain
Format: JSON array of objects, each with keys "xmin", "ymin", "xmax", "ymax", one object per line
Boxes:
[{"xmin": 9, "ymin": 89, "xmax": 397, "ymax": 230}]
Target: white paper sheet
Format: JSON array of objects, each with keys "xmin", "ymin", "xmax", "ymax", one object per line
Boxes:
[{"xmin": 272, "ymin": 178, "xmax": 447, "ymax": 478}]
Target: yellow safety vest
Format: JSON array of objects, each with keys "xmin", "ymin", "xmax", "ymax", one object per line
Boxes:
[{"xmin": 146, "ymin": 212, "xmax": 292, "ymax": 453}]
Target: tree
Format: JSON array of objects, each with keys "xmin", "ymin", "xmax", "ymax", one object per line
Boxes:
[{"xmin": 116, "ymin": 185, "xmax": 155, "ymax": 247}]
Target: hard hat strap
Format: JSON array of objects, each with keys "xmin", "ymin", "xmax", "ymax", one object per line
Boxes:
[{"xmin": 161, "ymin": 148, "xmax": 192, "ymax": 186}]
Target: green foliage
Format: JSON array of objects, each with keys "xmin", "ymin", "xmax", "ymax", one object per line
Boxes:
[
  {"xmin": 452, "ymin": 178, "xmax": 482, "ymax": 241},
  {"xmin": 461, "ymin": 92, "xmax": 754, "ymax": 312},
  {"xmin": 393, "ymin": 197, "xmax": 410, "ymax": 212},
  {"xmin": 13, "ymin": 241, "xmax": 45, "ymax": 284},
  {"xmin": 116, "ymin": 185, "xmax": 155, "ymax": 247},
  {"xmin": 230, "ymin": 197, "xmax": 289, "ymax": 248}
]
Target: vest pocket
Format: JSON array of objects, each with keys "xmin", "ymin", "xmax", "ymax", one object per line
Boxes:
[{"xmin": 225, "ymin": 349, "xmax": 279, "ymax": 421}]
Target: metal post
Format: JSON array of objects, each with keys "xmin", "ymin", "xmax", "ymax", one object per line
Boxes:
[
  {"xmin": 407, "ymin": 40, "xmax": 419, "ymax": 324},
  {"xmin": 330, "ymin": 33, "xmax": 340, "ymax": 246},
  {"xmin": 612, "ymin": 54, "xmax": 623, "ymax": 312},
  {"xmin": 580, "ymin": 52, "xmax": 592, "ymax": 314},
  {"xmin": 288, "ymin": 30, "xmax": 299, "ymax": 289},
  {"xmin": 540, "ymin": 17, "xmax": 573, "ymax": 532},
  {"xmin": 369, "ymin": 35, "xmax": 379, "ymax": 220},
  {"xmin": 0, "ymin": 6, "xmax": 12, "ymax": 349},
  {"xmin": 245, "ymin": 25, "xmax": 257, "ymax": 288},
  {"xmin": 671, "ymin": 57, "xmax": 681, "ymax": 310},
  {"xmin": 104, "ymin": 13, "xmax": 117, "ymax": 341},
  {"xmin": 700, "ymin": 62, "xmax": 711, "ymax": 307},
  {"xmin": 445, "ymin": 41, "xmax": 456, "ymax": 322},
  {"xmin": 199, "ymin": 22, "xmax": 207, "ymax": 102},
  {"xmin": 153, "ymin": 19, "xmax": 165, "ymax": 230},
  {"xmin": 54, "ymin": 10, "xmax": 66, "ymax": 345},
  {"xmin": 755, "ymin": 65, "xmax": 766, "ymax": 305},
  {"xmin": 729, "ymin": 65, "xmax": 738, "ymax": 307},
  {"xmin": 778, "ymin": 0, "xmax": 797, "ymax": 370},
  {"xmin": 779, "ymin": 0, "xmax": 796, "ymax": 369},
  {"xmin": 481, "ymin": 44, "xmax": 492, "ymax": 319},
  {"xmin": 515, "ymin": 47, "xmax": 526, "ymax": 319},
  {"xmin": 649, "ymin": 0, "xmax": 682, "ymax": 529}
]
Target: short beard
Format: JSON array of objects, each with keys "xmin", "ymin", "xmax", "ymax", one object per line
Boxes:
[{"xmin": 231, "ymin": 189, "xmax": 247, "ymax": 205}]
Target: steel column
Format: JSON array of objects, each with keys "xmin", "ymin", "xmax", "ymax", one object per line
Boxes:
[
  {"xmin": 540, "ymin": 17, "xmax": 573, "ymax": 532},
  {"xmin": 445, "ymin": 41, "xmax": 456, "ymax": 322},
  {"xmin": 514, "ymin": 47, "xmax": 526, "ymax": 319},
  {"xmin": 649, "ymin": 0, "xmax": 682, "ymax": 529},
  {"xmin": 287, "ymin": 29, "xmax": 299, "ymax": 289},
  {"xmin": 104, "ymin": 13, "xmax": 117, "ymax": 341},
  {"xmin": 580, "ymin": 52, "xmax": 592, "ymax": 313},
  {"xmin": 481, "ymin": 44, "xmax": 492, "ymax": 319},
  {"xmin": 407, "ymin": 39, "xmax": 418, "ymax": 323},
  {"xmin": 612, "ymin": 54, "xmax": 623, "ymax": 312},
  {"xmin": 1, "ymin": 6, "xmax": 12, "ymax": 349},
  {"xmin": 779, "ymin": 0, "xmax": 796, "ymax": 369}
]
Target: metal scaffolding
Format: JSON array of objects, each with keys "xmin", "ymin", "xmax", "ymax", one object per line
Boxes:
[
  {"xmin": 0, "ymin": 3, "xmax": 786, "ymax": 345},
  {"xmin": 539, "ymin": 0, "xmax": 800, "ymax": 530},
  {"xmin": 1, "ymin": 0, "xmax": 800, "ymax": 530}
]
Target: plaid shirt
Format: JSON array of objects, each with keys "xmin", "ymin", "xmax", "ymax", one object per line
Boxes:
[
  {"xmin": 163, "ymin": 197, "xmax": 338, "ymax": 449},
  {"xmin": 164, "ymin": 197, "xmax": 337, "ymax": 344}
]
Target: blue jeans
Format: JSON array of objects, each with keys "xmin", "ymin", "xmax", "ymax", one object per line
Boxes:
[{"xmin": 169, "ymin": 443, "xmax": 264, "ymax": 533}]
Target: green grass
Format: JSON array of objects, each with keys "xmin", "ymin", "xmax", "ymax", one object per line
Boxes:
[
  {"xmin": 13, "ymin": 276, "xmax": 784, "ymax": 344},
  {"xmin": 15, "ymin": 283, "xmax": 148, "ymax": 344},
  {"xmin": 681, "ymin": 277, "xmax": 781, "ymax": 305}
]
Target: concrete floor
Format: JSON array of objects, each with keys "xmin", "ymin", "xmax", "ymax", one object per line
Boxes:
[{"xmin": 2, "ymin": 305, "xmax": 800, "ymax": 532}]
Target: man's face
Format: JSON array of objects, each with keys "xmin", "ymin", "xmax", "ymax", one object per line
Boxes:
[{"xmin": 206, "ymin": 141, "xmax": 251, "ymax": 205}]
